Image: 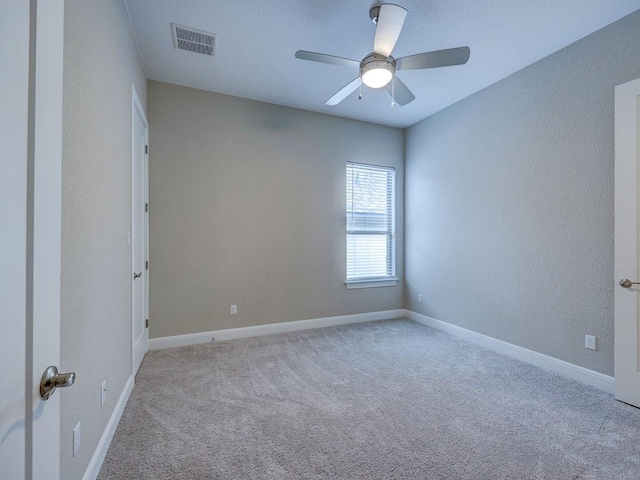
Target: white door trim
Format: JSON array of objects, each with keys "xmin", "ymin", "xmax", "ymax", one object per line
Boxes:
[
  {"xmin": 1, "ymin": 2, "xmax": 31, "ymax": 478},
  {"xmin": 614, "ymin": 76, "xmax": 640, "ymax": 407},
  {"xmin": 131, "ymin": 85, "xmax": 149, "ymax": 376}
]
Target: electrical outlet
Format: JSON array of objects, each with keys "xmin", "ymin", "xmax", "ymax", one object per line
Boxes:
[
  {"xmin": 73, "ymin": 422, "xmax": 81, "ymax": 457},
  {"xmin": 101, "ymin": 380, "xmax": 107, "ymax": 407},
  {"xmin": 585, "ymin": 335, "xmax": 597, "ymax": 351},
  {"xmin": 418, "ymin": 294, "xmax": 423, "ymax": 304},
  {"xmin": 230, "ymin": 305, "xmax": 237, "ymax": 315}
]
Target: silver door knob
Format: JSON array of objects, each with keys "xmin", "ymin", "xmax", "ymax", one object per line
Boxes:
[
  {"xmin": 133, "ymin": 272, "xmax": 142, "ymax": 280},
  {"xmin": 619, "ymin": 279, "xmax": 640, "ymax": 288},
  {"xmin": 40, "ymin": 365, "xmax": 75, "ymax": 400}
]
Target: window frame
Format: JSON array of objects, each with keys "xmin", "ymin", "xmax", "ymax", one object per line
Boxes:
[{"xmin": 345, "ymin": 161, "xmax": 398, "ymax": 289}]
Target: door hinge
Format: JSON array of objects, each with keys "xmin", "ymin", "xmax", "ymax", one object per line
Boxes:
[
  {"xmin": 145, "ymin": 260, "xmax": 149, "ymax": 270},
  {"xmin": 145, "ymin": 319, "xmax": 149, "ymax": 328},
  {"xmin": 145, "ymin": 145, "xmax": 148, "ymax": 154},
  {"xmin": 145, "ymin": 203, "xmax": 148, "ymax": 212}
]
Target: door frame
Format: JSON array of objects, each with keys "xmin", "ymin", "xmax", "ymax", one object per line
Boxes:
[
  {"xmin": 614, "ymin": 76, "xmax": 640, "ymax": 406},
  {"xmin": 131, "ymin": 86, "xmax": 149, "ymax": 376},
  {"xmin": 1, "ymin": 2, "xmax": 32, "ymax": 477}
]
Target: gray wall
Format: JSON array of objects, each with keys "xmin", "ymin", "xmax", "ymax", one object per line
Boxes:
[
  {"xmin": 405, "ymin": 11, "xmax": 640, "ymax": 376},
  {"xmin": 61, "ymin": 0, "xmax": 147, "ymax": 477},
  {"xmin": 147, "ymin": 81, "xmax": 404, "ymax": 338}
]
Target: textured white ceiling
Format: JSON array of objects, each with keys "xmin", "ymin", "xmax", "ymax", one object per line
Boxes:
[{"xmin": 125, "ymin": 0, "xmax": 640, "ymax": 128}]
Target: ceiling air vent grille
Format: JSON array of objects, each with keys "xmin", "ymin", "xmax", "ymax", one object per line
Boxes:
[{"xmin": 172, "ymin": 23, "xmax": 216, "ymax": 56}]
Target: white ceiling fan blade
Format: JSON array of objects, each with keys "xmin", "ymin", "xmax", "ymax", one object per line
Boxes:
[
  {"xmin": 373, "ymin": 4, "xmax": 407, "ymax": 57},
  {"xmin": 396, "ymin": 47, "xmax": 470, "ymax": 70},
  {"xmin": 325, "ymin": 77, "xmax": 361, "ymax": 106},
  {"xmin": 295, "ymin": 50, "xmax": 360, "ymax": 69},
  {"xmin": 385, "ymin": 76, "xmax": 415, "ymax": 106}
]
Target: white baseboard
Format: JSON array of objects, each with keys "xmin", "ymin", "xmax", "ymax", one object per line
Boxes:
[
  {"xmin": 149, "ymin": 309, "xmax": 406, "ymax": 350},
  {"xmin": 404, "ymin": 310, "xmax": 615, "ymax": 394},
  {"xmin": 83, "ymin": 374, "xmax": 134, "ymax": 480}
]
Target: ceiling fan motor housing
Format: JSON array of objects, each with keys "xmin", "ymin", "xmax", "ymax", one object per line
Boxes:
[{"xmin": 360, "ymin": 53, "xmax": 396, "ymax": 88}]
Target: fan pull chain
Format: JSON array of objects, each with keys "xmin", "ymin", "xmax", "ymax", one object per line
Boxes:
[
  {"xmin": 391, "ymin": 77, "xmax": 396, "ymax": 107},
  {"xmin": 359, "ymin": 82, "xmax": 363, "ymax": 100}
]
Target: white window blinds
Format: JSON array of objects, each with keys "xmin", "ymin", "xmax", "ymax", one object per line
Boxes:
[{"xmin": 346, "ymin": 162, "xmax": 396, "ymax": 283}]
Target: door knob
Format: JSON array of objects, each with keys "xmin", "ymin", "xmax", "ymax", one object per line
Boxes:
[
  {"xmin": 133, "ymin": 272, "xmax": 142, "ymax": 280},
  {"xmin": 619, "ymin": 279, "xmax": 640, "ymax": 288},
  {"xmin": 40, "ymin": 365, "xmax": 75, "ymax": 400}
]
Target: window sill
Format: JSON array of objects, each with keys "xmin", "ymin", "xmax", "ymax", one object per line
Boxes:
[{"xmin": 344, "ymin": 278, "xmax": 399, "ymax": 290}]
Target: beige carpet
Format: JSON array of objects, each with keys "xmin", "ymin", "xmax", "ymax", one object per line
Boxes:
[{"xmin": 99, "ymin": 319, "xmax": 640, "ymax": 479}]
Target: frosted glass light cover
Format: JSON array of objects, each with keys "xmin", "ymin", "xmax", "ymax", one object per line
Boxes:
[{"xmin": 362, "ymin": 68, "xmax": 393, "ymax": 88}]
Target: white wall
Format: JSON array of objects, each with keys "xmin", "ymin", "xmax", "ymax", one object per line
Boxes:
[
  {"xmin": 147, "ymin": 81, "xmax": 404, "ymax": 338},
  {"xmin": 404, "ymin": 10, "xmax": 640, "ymax": 376},
  {"xmin": 61, "ymin": 0, "xmax": 147, "ymax": 477}
]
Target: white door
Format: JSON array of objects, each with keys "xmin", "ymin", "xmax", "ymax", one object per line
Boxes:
[
  {"xmin": 132, "ymin": 89, "xmax": 149, "ymax": 375},
  {"xmin": 0, "ymin": 1, "xmax": 65, "ymax": 478},
  {"xmin": 614, "ymin": 77, "xmax": 640, "ymax": 408}
]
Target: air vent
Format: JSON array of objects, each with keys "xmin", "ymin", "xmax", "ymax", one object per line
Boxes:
[{"xmin": 171, "ymin": 23, "xmax": 216, "ymax": 56}]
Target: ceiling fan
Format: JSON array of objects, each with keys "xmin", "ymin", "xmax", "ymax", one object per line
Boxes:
[{"xmin": 295, "ymin": 4, "xmax": 470, "ymax": 107}]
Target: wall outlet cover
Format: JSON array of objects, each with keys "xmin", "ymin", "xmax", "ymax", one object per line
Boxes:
[
  {"xmin": 230, "ymin": 304, "xmax": 237, "ymax": 315},
  {"xmin": 585, "ymin": 335, "xmax": 597, "ymax": 351}
]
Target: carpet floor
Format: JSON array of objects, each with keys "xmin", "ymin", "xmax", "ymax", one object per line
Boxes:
[{"xmin": 98, "ymin": 319, "xmax": 640, "ymax": 479}]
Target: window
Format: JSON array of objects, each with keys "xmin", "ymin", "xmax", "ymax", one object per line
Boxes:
[{"xmin": 346, "ymin": 162, "xmax": 397, "ymax": 289}]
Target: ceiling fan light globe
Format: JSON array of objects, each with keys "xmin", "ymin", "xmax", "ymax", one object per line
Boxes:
[
  {"xmin": 360, "ymin": 54, "xmax": 396, "ymax": 89},
  {"xmin": 362, "ymin": 68, "xmax": 393, "ymax": 89}
]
